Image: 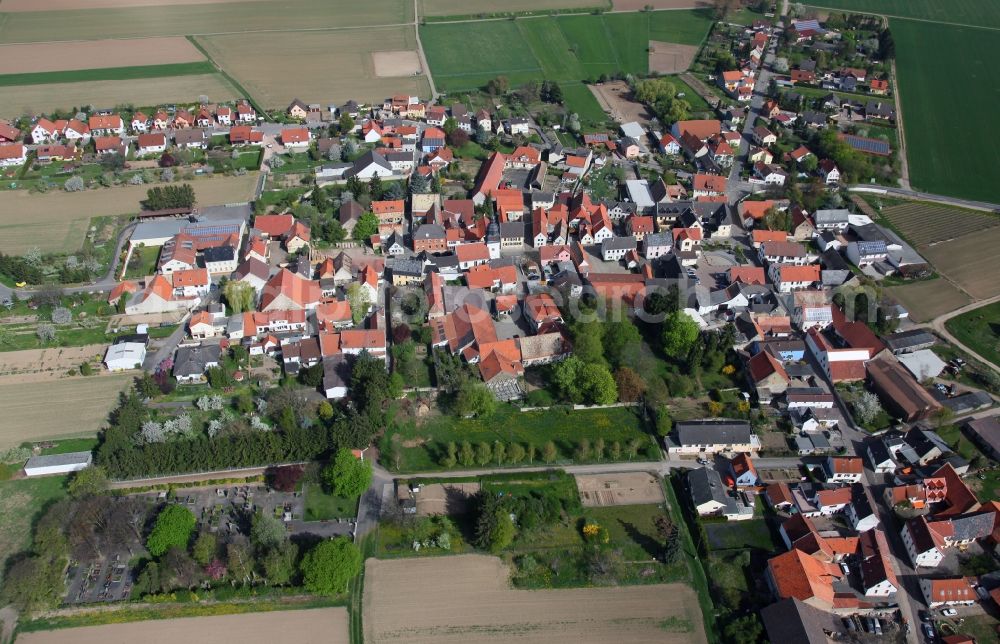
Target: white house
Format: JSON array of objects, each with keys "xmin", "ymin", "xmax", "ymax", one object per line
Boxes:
[
  {"xmin": 823, "ymin": 456, "xmax": 863, "ymax": 483},
  {"xmin": 901, "ymin": 516, "xmax": 946, "ymax": 568},
  {"xmin": 0, "ymin": 143, "xmax": 26, "ymax": 167},
  {"xmin": 24, "ymin": 451, "xmax": 93, "ymax": 477}
]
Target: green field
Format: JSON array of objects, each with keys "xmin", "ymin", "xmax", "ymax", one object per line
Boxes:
[
  {"xmin": 559, "ymin": 82, "xmax": 609, "ymax": 130},
  {"xmin": 386, "ymin": 406, "xmax": 660, "ymax": 472},
  {"xmin": 891, "ymin": 19, "xmax": 1000, "ymax": 201},
  {"xmin": 0, "ymin": 62, "xmax": 215, "ymax": 87},
  {"xmin": 422, "ymin": 10, "xmax": 713, "ymax": 91},
  {"xmin": 945, "ymin": 301, "xmax": 1000, "ymax": 368},
  {"xmin": 303, "ymin": 484, "xmax": 360, "ymax": 521},
  {"xmin": 806, "ymin": 0, "xmax": 1000, "ymax": 29},
  {"xmin": 0, "ymin": 0, "xmax": 412, "ymax": 43},
  {"xmin": 0, "ymin": 475, "xmax": 67, "ymax": 579}
]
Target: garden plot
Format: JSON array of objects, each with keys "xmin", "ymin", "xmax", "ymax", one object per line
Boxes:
[
  {"xmin": 0, "ymin": 345, "xmax": 106, "ymax": 383},
  {"xmin": 575, "ymin": 472, "xmax": 664, "ymax": 507},
  {"xmin": 414, "ymin": 482, "xmax": 480, "ymax": 516},
  {"xmin": 364, "ymin": 555, "xmax": 706, "ymax": 644}
]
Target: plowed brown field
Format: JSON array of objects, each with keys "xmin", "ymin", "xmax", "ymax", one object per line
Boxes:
[{"xmin": 364, "ymin": 555, "xmax": 706, "ymax": 644}]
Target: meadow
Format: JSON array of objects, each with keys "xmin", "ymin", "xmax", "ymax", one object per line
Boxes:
[
  {"xmin": 0, "ymin": 62, "xmax": 216, "ymax": 87},
  {"xmin": 385, "ymin": 405, "xmax": 659, "ymax": 472},
  {"xmin": 945, "ymin": 302, "xmax": 1000, "ymax": 364},
  {"xmin": 806, "ymin": 0, "xmax": 1000, "ymax": 29},
  {"xmin": 559, "ymin": 81, "xmax": 610, "ymax": 129},
  {"xmin": 0, "ymin": 0, "xmax": 412, "ymax": 43},
  {"xmin": 196, "ymin": 27, "xmax": 430, "ymax": 108},
  {"xmin": 0, "ymin": 475, "xmax": 67, "ymax": 580},
  {"xmin": 890, "ymin": 19, "xmax": 1000, "ymax": 202},
  {"xmin": 886, "ymin": 279, "xmax": 970, "ymax": 323},
  {"xmin": 422, "ymin": 10, "xmax": 713, "ymax": 91}
]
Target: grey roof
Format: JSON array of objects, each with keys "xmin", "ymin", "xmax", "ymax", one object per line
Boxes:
[
  {"xmin": 943, "ymin": 391, "xmax": 992, "ymax": 413},
  {"xmin": 413, "ymin": 224, "xmax": 446, "ymax": 241},
  {"xmin": 322, "ymin": 355, "xmax": 352, "ymax": 391},
  {"xmin": 761, "ymin": 598, "xmax": 843, "ymax": 644},
  {"xmin": 867, "ymin": 440, "xmax": 894, "ymax": 466},
  {"xmin": 675, "ymin": 420, "xmax": 753, "ymax": 446},
  {"xmin": 24, "ymin": 451, "xmax": 93, "ymax": 470},
  {"xmin": 821, "ymin": 248, "xmax": 850, "ymax": 271},
  {"xmin": 202, "ymin": 245, "xmax": 236, "ymax": 262},
  {"xmin": 687, "ymin": 466, "xmax": 730, "ymax": 507},
  {"xmin": 340, "ymin": 199, "xmax": 363, "ymax": 224},
  {"xmin": 173, "ymin": 343, "xmax": 222, "ymax": 377},
  {"xmin": 850, "ymin": 482, "xmax": 876, "ymax": 520},
  {"xmin": 949, "ymin": 512, "xmax": 995, "ymax": 542},
  {"xmin": 346, "ymin": 150, "xmax": 391, "ymax": 177},
  {"xmin": 425, "ymin": 253, "xmax": 460, "ymax": 271},
  {"xmin": 392, "ymin": 257, "xmax": 423, "ymax": 277},
  {"xmin": 644, "ymin": 232, "xmax": 671, "ymax": 247},
  {"xmin": 813, "ymin": 208, "xmax": 850, "ymax": 226},
  {"xmin": 499, "ymin": 222, "xmax": 526, "ymax": 239},
  {"xmin": 601, "ymin": 235, "xmax": 637, "ymax": 252}
]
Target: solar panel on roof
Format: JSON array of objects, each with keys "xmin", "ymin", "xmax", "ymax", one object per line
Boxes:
[{"xmin": 841, "ymin": 135, "xmax": 891, "ymax": 156}]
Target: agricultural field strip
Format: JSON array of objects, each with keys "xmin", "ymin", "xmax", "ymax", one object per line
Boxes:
[
  {"xmin": 0, "ymin": 37, "xmax": 203, "ymax": 74},
  {"xmin": 881, "ymin": 203, "xmax": 1000, "ymax": 247},
  {"xmin": 0, "ymin": 0, "xmax": 415, "ymax": 43},
  {"xmin": 194, "ymin": 27, "xmax": 430, "ymax": 108},
  {"xmin": 0, "ymin": 62, "xmax": 216, "ymax": 87}
]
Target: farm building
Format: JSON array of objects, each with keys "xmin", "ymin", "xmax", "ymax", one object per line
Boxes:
[
  {"xmin": 24, "ymin": 451, "xmax": 93, "ymax": 477},
  {"xmin": 103, "ymin": 335, "xmax": 148, "ymax": 371}
]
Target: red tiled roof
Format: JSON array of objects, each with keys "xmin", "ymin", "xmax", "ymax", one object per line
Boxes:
[
  {"xmin": 254, "ymin": 214, "xmax": 295, "ymax": 238},
  {"xmin": 768, "ymin": 549, "xmax": 842, "ymax": 606},
  {"xmin": 747, "ymin": 350, "xmax": 789, "ymax": 384},
  {"xmin": 281, "ymin": 127, "xmax": 309, "ymax": 144},
  {"xmin": 728, "ymin": 266, "xmax": 766, "ymax": 285}
]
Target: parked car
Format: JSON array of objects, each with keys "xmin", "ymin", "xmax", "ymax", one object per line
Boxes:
[
  {"xmin": 922, "ymin": 622, "xmax": 937, "ymax": 642},
  {"xmin": 941, "ymin": 608, "xmax": 957, "ymax": 617},
  {"xmin": 919, "ymin": 610, "xmax": 931, "ymax": 622}
]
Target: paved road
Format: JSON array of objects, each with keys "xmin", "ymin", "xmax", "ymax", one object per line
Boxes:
[
  {"xmin": 728, "ymin": 33, "xmax": 776, "ymax": 203},
  {"xmin": 924, "ymin": 294, "xmax": 1000, "ymax": 372}
]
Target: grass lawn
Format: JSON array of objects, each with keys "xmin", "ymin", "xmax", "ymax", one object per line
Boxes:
[
  {"xmin": 944, "ymin": 301, "xmax": 1000, "ymax": 368},
  {"xmin": 935, "ymin": 425, "xmax": 981, "ymax": 463},
  {"xmin": 387, "ymin": 405, "xmax": 660, "ymax": 473},
  {"xmin": 670, "ymin": 75, "xmax": 712, "ymax": 113},
  {"xmin": 35, "ymin": 437, "xmax": 99, "ymax": 455},
  {"xmin": 0, "ymin": 62, "xmax": 215, "ymax": 87},
  {"xmin": 559, "ymin": 82, "xmax": 609, "ymax": 131},
  {"xmin": 302, "ymin": 483, "xmax": 358, "ymax": 521},
  {"xmin": 423, "ymin": 10, "xmax": 712, "ymax": 91},
  {"xmin": 891, "ymin": 18, "xmax": 1000, "ymax": 201},
  {"xmin": 704, "ymin": 518, "xmax": 779, "ymax": 552},
  {"xmin": 0, "ymin": 475, "xmax": 67, "ymax": 579},
  {"xmin": 125, "ymin": 244, "xmax": 160, "ymax": 279}
]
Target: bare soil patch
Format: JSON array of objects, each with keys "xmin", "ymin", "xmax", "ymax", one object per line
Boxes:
[
  {"xmin": 0, "ymin": 73, "xmax": 239, "ymax": 119},
  {"xmin": 919, "ymin": 227, "xmax": 1000, "ymax": 300},
  {"xmin": 886, "ymin": 279, "xmax": 971, "ymax": 323},
  {"xmin": 0, "ymin": 173, "xmax": 258, "ymax": 254},
  {"xmin": 649, "ymin": 40, "xmax": 698, "ymax": 74},
  {"xmin": 18, "ymin": 607, "xmax": 349, "ymax": 644},
  {"xmin": 0, "ymin": 0, "xmax": 269, "ymax": 9},
  {"xmin": 197, "ymin": 28, "xmax": 430, "ymax": 108},
  {"xmin": 0, "ymin": 374, "xmax": 132, "ymax": 448},
  {"xmin": 364, "ymin": 555, "xmax": 706, "ymax": 644},
  {"xmin": 589, "ymin": 80, "xmax": 652, "ymax": 126},
  {"xmin": 613, "ymin": 0, "xmax": 704, "ymax": 8},
  {"xmin": 373, "ymin": 50, "xmax": 422, "ymax": 77},
  {"xmin": 575, "ymin": 472, "xmax": 665, "ymax": 507},
  {"xmin": 0, "ymin": 38, "xmax": 203, "ymax": 75},
  {"xmin": 415, "ymin": 482, "xmax": 480, "ymax": 515},
  {"xmin": 0, "ymin": 345, "xmax": 106, "ymax": 383}
]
